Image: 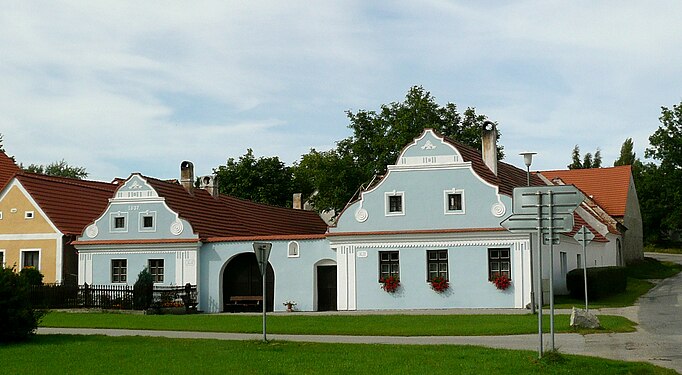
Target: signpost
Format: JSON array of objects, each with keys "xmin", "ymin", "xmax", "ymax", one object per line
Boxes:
[
  {"xmin": 501, "ymin": 185, "xmax": 584, "ymax": 358},
  {"xmin": 253, "ymin": 242, "xmax": 272, "ymax": 342},
  {"xmin": 574, "ymin": 226, "xmax": 594, "ymax": 311}
]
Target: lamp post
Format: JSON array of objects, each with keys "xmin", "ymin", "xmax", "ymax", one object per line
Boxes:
[{"xmin": 520, "ymin": 152, "xmax": 537, "ymax": 314}]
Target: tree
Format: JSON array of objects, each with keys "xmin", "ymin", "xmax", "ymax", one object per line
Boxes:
[
  {"xmin": 642, "ymin": 102, "xmax": 682, "ymax": 242},
  {"xmin": 0, "ymin": 266, "xmax": 46, "ymax": 342},
  {"xmin": 567, "ymin": 145, "xmax": 602, "ymax": 169},
  {"xmin": 614, "ymin": 138, "xmax": 636, "ymax": 166},
  {"xmin": 133, "ymin": 268, "xmax": 154, "ymax": 310},
  {"xmin": 23, "ymin": 159, "xmax": 88, "ymax": 179},
  {"xmin": 214, "ymin": 149, "xmax": 294, "ymax": 207},
  {"xmin": 293, "ymin": 86, "xmax": 498, "ymax": 214}
]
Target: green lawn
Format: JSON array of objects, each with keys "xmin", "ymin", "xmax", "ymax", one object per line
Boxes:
[
  {"xmin": 645, "ymin": 243, "xmax": 682, "ymax": 255},
  {"xmin": 0, "ymin": 335, "xmax": 674, "ymax": 374},
  {"xmin": 41, "ymin": 312, "xmax": 636, "ymax": 335}
]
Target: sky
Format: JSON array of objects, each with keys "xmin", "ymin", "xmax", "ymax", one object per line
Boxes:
[{"xmin": 2, "ymin": 1, "xmax": 681, "ymax": 182}]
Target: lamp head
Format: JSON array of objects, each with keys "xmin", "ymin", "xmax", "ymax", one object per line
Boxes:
[{"xmin": 519, "ymin": 151, "xmax": 537, "ymax": 168}]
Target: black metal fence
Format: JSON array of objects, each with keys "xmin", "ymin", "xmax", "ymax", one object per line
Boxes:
[{"xmin": 28, "ymin": 283, "xmax": 197, "ymax": 311}]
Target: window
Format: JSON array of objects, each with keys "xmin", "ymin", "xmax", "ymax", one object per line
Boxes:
[
  {"xmin": 288, "ymin": 241, "xmax": 300, "ymax": 258},
  {"xmin": 444, "ymin": 189, "xmax": 465, "ymax": 214},
  {"xmin": 25, "ymin": 211, "xmax": 34, "ymax": 219},
  {"xmin": 114, "ymin": 217, "xmax": 125, "ymax": 229},
  {"xmin": 577, "ymin": 253, "xmax": 582, "ymax": 269},
  {"xmin": 143, "ymin": 216, "xmax": 153, "ymax": 228},
  {"xmin": 148, "ymin": 259, "xmax": 164, "ymax": 283},
  {"xmin": 385, "ymin": 191, "xmax": 405, "ymax": 216},
  {"xmin": 379, "ymin": 251, "xmax": 400, "ymax": 281},
  {"xmin": 0, "ymin": 250, "xmax": 5, "ymax": 267},
  {"xmin": 111, "ymin": 259, "xmax": 127, "ymax": 283},
  {"xmin": 0, "ymin": 211, "xmax": 3, "ymax": 219},
  {"xmin": 448, "ymin": 193, "xmax": 462, "ymax": 211},
  {"xmin": 488, "ymin": 248, "xmax": 510, "ymax": 280},
  {"xmin": 427, "ymin": 250, "xmax": 448, "ymax": 281},
  {"xmin": 21, "ymin": 250, "xmax": 40, "ymax": 269}
]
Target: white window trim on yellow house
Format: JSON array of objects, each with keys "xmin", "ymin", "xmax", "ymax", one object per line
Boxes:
[{"xmin": 0, "ymin": 179, "xmax": 65, "ymax": 282}]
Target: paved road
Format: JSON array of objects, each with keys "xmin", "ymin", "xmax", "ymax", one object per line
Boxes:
[{"xmin": 38, "ymin": 252, "xmax": 682, "ymax": 373}]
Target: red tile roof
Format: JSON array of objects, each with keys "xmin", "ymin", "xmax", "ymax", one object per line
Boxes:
[
  {"xmin": 0, "ymin": 151, "xmax": 20, "ymax": 189},
  {"xmin": 16, "ymin": 172, "xmax": 118, "ymax": 235},
  {"xmin": 539, "ymin": 166, "xmax": 631, "ymax": 217},
  {"xmin": 144, "ymin": 177, "xmax": 328, "ymax": 240}
]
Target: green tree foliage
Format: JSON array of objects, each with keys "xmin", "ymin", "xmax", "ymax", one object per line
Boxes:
[
  {"xmin": 19, "ymin": 267, "xmax": 44, "ymax": 286},
  {"xmin": 214, "ymin": 149, "xmax": 294, "ymax": 207},
  {"xmin": 567, "ymin": 145, "xmax": 602, "ymax": 169},
  {"xmin": 614, "ymin": 138, "xmax": 636, "ymax": 166},
  {"xmin": 0, "ymin": 266, "xmax": 46, "ymax": 342},
  {"xmin": 641, "ymin": 103, "xmax": 682, "ymax": 242},
  {"xmin": 23, "ymin": 159, "xmax": 88, "ymax": 179},
  {"xmin": 133, "ymin": 268, "xmax": 154, "ymax": 310},
  {"xmin": 292, "ymin": 86, "xmax": 497, "ymax": 213}
]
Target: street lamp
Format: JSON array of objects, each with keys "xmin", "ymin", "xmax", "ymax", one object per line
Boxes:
[{"xmin": 519, "ymin": 151, "xmax": 537, "ymax": 314}]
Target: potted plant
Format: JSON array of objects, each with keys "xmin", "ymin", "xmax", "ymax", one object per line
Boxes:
[
  {"xmin": 430, "ymin": 276, "xmax": 449, "ymax": 293},
  {"xmin": 491, "ymin": 273, "xmax": 511, "ymax": 290},
  {"xmin": 379, "ymin": 275, "xmax": 400, "ymax": 293},
  {"xmin": 283, "ymin": 300, "xmax": 297, "ymax": 312}
]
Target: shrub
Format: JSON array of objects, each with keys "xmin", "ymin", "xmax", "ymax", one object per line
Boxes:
[
  {"xmin": 0, "ymin": 267, "xmax": 46, "ymax": 342},
  {"xmin": 133, "ymin": 268, "xmax": 154, "ymax": 310},
  {"xmin": 19, "ymin": 267, "xmax": 44, "ymax": 286},
  {"xmin": 566, "ymin": 266, "xmax": 627, "ymax": 299}
]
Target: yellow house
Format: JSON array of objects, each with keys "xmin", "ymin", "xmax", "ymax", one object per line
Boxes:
[{"xmin": 0, "ymin": 154, "xmax": 116, "ymax": 283}]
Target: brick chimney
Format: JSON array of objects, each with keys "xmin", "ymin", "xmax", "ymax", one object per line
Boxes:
[
  {"xmin": 180, "ymin": 161, "xmax": 194, "ymax": 193},
  {"xmin": 293, "ymin": 193, "xmax": 302, "ymax": 209},
  {"xmin": 481, "ymin": 121, "xmax": 498, "ymax": 176}
]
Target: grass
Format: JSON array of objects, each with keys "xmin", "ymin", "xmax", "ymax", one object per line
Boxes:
[
  {"xmin": 41, "ymin": 311, "xmax": 636, "ymax": 335},
  {"xmin": 554, "ymin": 256, "xmax": 681, "ymax": 309},
  {"xmin": 645, "ymin": 243, "xmax": 682, "ymax": 255},
  {"xmin": 0, "ymin": 335, "xmax": 675, "ymax": 374}
]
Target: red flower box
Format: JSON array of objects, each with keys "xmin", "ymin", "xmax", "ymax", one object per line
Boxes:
[{"xmin": 380, "ymin": 275, "xmax": 400, "ymax": 293}]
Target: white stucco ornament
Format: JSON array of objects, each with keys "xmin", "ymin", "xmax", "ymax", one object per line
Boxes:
[
  {"xmin": 85, "ymin": 224, "xmax": 99, "ymax": 238},
  {"xmin": 421, "ymin": 140, "xmax": 437, "ymax": 150},
  {"xmin": 491, "ymin": 202, "xmax": 506, "ymax": 217},
  {"xmin": 355, "ymin": 208, "xmax": 369, "ymax": 223},
  {"xmin": 170, "ymin": 219, "xmax": 184, "ymax": 236}
]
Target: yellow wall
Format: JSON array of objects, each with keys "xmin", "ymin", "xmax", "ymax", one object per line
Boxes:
[
  {"xmin": 0, "ymin": 185, "xmax": 55, "ymax": 234},
  {"xmin": 0, "ymin": 184, "xmax": 61, "ymax": 283}
]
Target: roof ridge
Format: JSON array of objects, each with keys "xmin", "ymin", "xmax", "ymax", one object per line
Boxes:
[{"xmin": 16, "ymin": 171, "xmax": 117, "ymax": 192}]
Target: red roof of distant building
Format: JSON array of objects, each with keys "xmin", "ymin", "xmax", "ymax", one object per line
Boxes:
[
  {"xmin": 15, "ymin": 172, "xmax": 118, "ymax": 235},
  {"xmin": 0, "ymin": 151, "xmax": 20, "ymax": 189},
  {"xmin": 144, "ymin": 177, "xmax": 328, "ymax": 240},
  {"xmin": 540, "ymin": 166, "xmax": 632, "ymax": 217}
]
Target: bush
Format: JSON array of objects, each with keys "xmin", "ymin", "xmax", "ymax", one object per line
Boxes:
[
  {"xmin": 566, "ymin": 266, "xmax": 627, "ymax": 300},
  {"xmin": 133, "ymin": 268, "xmax": 154, "ymax": 310},
  {"xmin": 19, "ymin": 267, "xmax": 44, "ymax": 286},
  {"xmin": 0, "ymin": 267, "xmax": 46, "ymax": 342}
]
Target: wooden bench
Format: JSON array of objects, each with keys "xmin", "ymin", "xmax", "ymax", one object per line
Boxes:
[{"xmin": 229, "ymin": 295, "xmax": 263, "ymax": 307}]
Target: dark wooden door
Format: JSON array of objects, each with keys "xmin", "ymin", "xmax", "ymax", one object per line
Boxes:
[
  {"xmin": 317, "ymin": 265, "xmax": 337, "ymax": 311},
  {"xmin": 223, "ymin": 253, "xmax": 274, "ymax": 312}
]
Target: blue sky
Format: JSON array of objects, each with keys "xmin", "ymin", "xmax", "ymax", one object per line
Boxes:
[{"xmin": 2, "ymin": 1, "xmax": 681, "ymax": 182}]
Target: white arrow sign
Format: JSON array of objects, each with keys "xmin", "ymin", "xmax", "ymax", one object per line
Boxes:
[
  {"xmin": 512, "ymin": 185, "xmax": 584, "ymax": 216},
  {"xmin": 501, "ymin": 213, "xmax": 574, "ymax": 234}
]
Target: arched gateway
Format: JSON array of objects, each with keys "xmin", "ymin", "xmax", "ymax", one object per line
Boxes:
[{"xmin": 222, "ymin": 253, "xmax": 274, "ymax": 312}]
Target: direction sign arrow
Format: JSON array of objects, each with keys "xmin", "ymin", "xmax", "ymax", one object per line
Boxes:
[
  {"xmin": 573, "ymin": 225, "xmax": 595, "ymax": 245},
  {"xmin": 512, "ymin": 185, "xmax": 585, "ymax": 216},
  {"xmin": 501, "ymin": 212, "xmax": 574, "ymax": 233}
]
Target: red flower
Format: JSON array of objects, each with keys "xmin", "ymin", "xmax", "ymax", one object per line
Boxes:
[
  {"xmin": 491, "ymin": 273, "xmax": 511, "ymax": 290},
  {"xmin": 380, "ymin": 275, "xmax": 400, "ymax": 293},
  {"xmin": 430, "ymin": 276, "xmax": 449, "ymax": 293}
]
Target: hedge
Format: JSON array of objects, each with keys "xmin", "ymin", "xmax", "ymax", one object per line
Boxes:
[{"xmin": 566, "ymin": 266, "xmax": 627, "ymax": 299}]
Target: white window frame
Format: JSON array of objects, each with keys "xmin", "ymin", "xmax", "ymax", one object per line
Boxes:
[
  {"xmin": 443, "ymin": 188, "xmax": 465, "ymax": 215},
  {"xmin": 148, "ymin": 259, "xmax": 164, "ymax": 283},
  {"xmin": 0, "ymin": 249, "xmax": 5, "ymax": 268},
  {"xmin": 20, "ymin": 249, "xmax": 41, "ymax": 270},
  {"xmin": 385, "ymin": 191, "xmax": 405, "ymax": 216},
  {"xmin": 0, "ymin": 211, "xmax": 3, "ymax": 220},
  {"xmin": 25, "ymin": 211, "xmax": 35, "ymax": 219},
  {"xmin": 139, "ymin": 211, "xmax": 157, "ymax": 233},
  {"xmin": 287, "ymin": 241, "xmax": 300, "ymax": 258},
  {"xmin": 110, "ymin": 212, "xmax": 129, "ymax": 233},
  {"xmin": 560, "ymin": 251, "xmax": 568, "ymax": 278},
  {"xmin": 111, "ymin": 259, "xmax": 127, "ymax": 283}
]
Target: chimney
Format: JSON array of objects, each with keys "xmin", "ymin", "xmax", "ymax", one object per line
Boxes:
[
  {"xmin": 293, "ymin": 193, "xmax": 302, "ymax": 209},
  {"xmin": 481, "ymin": 121, "xmax": 498, "ymax": 176},
  {"xmin": 199, "ymin": 175, "xmax": 218, "ymax": 197},
  {"xmin": 180, "ymin": 161, "xmax": 194, "ymax": 193}
]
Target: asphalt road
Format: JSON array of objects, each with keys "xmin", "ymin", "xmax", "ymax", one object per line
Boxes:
[{"xmin": 38, "ymin": 252, "xmax": 682, "ymax": 373}]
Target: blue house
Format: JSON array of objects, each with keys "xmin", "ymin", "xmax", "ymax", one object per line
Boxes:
[{"xmin": 75, "ymin": 127, "xmax": 631, "ymax": 312}]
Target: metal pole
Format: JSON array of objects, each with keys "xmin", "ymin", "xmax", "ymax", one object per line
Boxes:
[
  {"xmin": 527, "ymin": 165, "xmax": 535, "ymax": 315},
  {"xmin": 262, "ymin": 256, "xmax": 267, "ymax": 342},
  {"xmin": 536, "ymin": 191, "xmax": 543, "ymax": 358},
  {"xmin": 582, "ymin": 230, "xmax": 589, "ymax": 311},
  {"xmin": 548, "ymin": 190, "xmax": 555, "ymax": 352}
]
